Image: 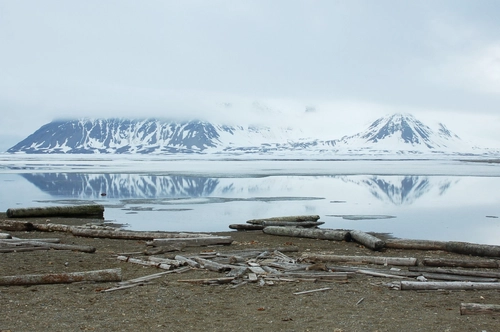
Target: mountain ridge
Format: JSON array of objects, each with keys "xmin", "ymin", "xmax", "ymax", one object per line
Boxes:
[{"xmin": 6, "ymin": 113, "xmax": 487, "ymax": 156}]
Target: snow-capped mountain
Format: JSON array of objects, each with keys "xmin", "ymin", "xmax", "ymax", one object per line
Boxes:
[
  {"xmin": 325, "ymin": 113, "xmax": 473, "ymax": 153},
  {"xmin": 7, "ymin": 118, "xmax": 300, "ymax": 154},
  {"xmin": 6, "ymin": 113, "xmax": 485, "ymax": 155}
]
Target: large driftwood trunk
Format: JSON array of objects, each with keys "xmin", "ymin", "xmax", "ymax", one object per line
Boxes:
[
  {"xmin": 384, "ymin": 239, "xmax": 448, "ymax": 251},
  {"xmin": 6, "ymin": 205, "xmax": 104, "ymax": 219},
  {"xmin": 303, "ymin": 254, "xmax": 418, "ymax": 266},
  {"xmin": 422, "ymin": 258, "xmax": 498, "ymax": 268},
  {"xmin": 71, "ymin": 228, "xmax": 212, "ymax": 240},
  {"xmin": 147, "ymin": 236, "xmax": 233, "ymax": 247},
  {"xmin": 0, "ymin": 220, "xmax": 213, "ymax": 240},
  {"xmin": 246, "ymin": 215, "xmax": 320, "ymax": 225},
  {"xmin": 0, "ymin": 240, "xmax": 95, "ymax": 253},
  {"xmin": 399, "ymin": 281, "xmax": 500, "ymax": 291},
  {"xmin": 460, "ymin": 303, "xmax": 500, "ymax": 316},
  {"xmin": 261, "ymin": 221, "xmax": 324, "ymax": 228},
  {"xmin": 349, "ymin": 230, "xmax": 385, "ymax": 251},
  {"xmin": 445, "ymin": 241, "xmax": 500, "ymax": 258},
  {"xmin": 408, "ymin": 267, "xmax": 500, "ymax": 278},
  {"xmin": 263, "ymin": 226, "xmax": 351, "ymax": 241},
  {"xmin": 0, "ymin": 268, "xmax": 122, "ymax": 286},
  {"xmin": 228, "ymin": 224, "xmax": 265, "ymax": 231}
]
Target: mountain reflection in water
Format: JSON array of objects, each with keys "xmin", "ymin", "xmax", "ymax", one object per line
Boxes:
[
  {"xmin": 336, "ymin": 175, "xmax": 457, "ymax": 205},
  {"xmin": 21, "ymin": 173, "xmax": 456, "ymax": 206}
]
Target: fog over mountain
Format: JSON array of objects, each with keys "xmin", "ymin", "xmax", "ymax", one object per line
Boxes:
[{"xmin": 7, "ymin": 113, "xmax": 490, "ymax": 156}]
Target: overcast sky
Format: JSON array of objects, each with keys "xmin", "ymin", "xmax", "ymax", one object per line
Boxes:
[{"xmin": 1, "ymin": 0, "xmax": 500, "ymax": 151}]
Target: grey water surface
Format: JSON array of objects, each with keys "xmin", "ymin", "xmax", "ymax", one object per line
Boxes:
[{"xmin": 1, "ymin": 158, "xmax": 499, "ymax": 245}]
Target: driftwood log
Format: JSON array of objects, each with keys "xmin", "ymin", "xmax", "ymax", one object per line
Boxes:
[
  {"xmin": 384, "ymin": 239, "xmax": 448, "ymax": 251},
  {"xmin": 263, "ymin": 226, "xmax": 351, "ymax": 241},
  {"xmin": 246, "ymin": 215, "xmax": 320, "ymax": 225},
  {"xmin": 350, "ymin": 230, "xmax": 385, "ymax": 251},
  {"xmin": 0, "ymin": 238, "xmax": 61, "ymax": 244},
  {"xmin": 229, "ymin": 224, "xmax": 265, "ymax": 231},
  {"xmin": 422, "ymin": 258, "xmax": 498, "ymax": 268},
  {"xmin": 177, "ymin": 277, "xmax": 235, "ymax": 285},
  {"xmin": 386, "ymin": 239, "xmax": 500, "ymax": 258},
  {"xmin": 117, "ymin": 256, "xmax": 173, "ymax": 270},
  {"xmin": 147, "ymin": 236, "xmax": 233, "ymax": 247},
  {"xmin": 398, "ymin": 281, "xmax": 500, "ymax": 291},
  {"xmin": 0, "ymin": 268, "xmax": 122, "ymax": 286},
  {"xmin": 445, "ymin": 241, "xmax": 500, "ymax": 258},
  {"xmin": 71, "ymin": 228, "xmax": 212, "ymax": 241},
  {"xmin": 408, "ymin": 267, "xmax": 500, "ymax": 279},
  {"xmin": 460, "ymin": 303, "xmax": 500, "ymax": 316},
  {"xmin": 0, "ymin": 220, "xmax": 214, "ymax": 241},
  {"xmin": 261, "ymin": 221, "xmax": 325, "ymax": 228},
  {"xmin": 0, "ymin": 240, "xmax": 95, "ymax": 253},
  {"xmin": 303, "ymin": 254, "xmax": 418, "ymax": 266},
  {"xmin": 6, "ymin": 205, "xmax": 104, "ymax": 219}
]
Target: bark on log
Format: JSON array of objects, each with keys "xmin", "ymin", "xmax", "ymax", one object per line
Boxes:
[
  {"xmin": 384, "ymin": 239, "xmax": 448, "ymax": 251},
  {"xmin": 228, "ymin": 224, "xmax": 265, "ymax": 231},
  {"xmin": 303, "ymin": 254, "xmax": 418, "ymax": 266},
  {"xmin": 261, "ymin": 221, "xmax": 325, "ymax": 228},
  {"xmin": 460, "ymin": 303, "xmax": 500, "ymax": 316},
  {"xmin": 6, "ymin": 205, "xmax": 104, "ymax": 219},
  {"xmin": 399, "ymin": 281, "xmax": 500, "ymax": 291},
  {"xmin": 350, "ymin": 230, "xmax": 385, "ymax": 251},
  {"xmin": 422, "ymin": 258, "xmax": 498, "ymax": 268},
  {"xmin": 445, "ymin": 241, "xmax": 500, "ymax": 258},
  {"xmin": 408, "ymin": 267, "xmax": 500, "ymax": 278},
  {"xmin": 247, "ymin": 215, "xmax": 320, "ymax": 225},
  {"xmin": 148, "ymin": 236, "xmax": 233, "ymax": 247},
  {"xmin": 0, "ymin": 268, "xmax": 122, "ymax": 286},
  {"xmin": 263, "ymin": 226, "xmax": 351, "ymax": 242}
]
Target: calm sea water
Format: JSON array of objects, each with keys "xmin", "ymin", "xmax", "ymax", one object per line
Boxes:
[{"xmin": 1, "ymin": 155, "xmax": 499, "ymax": 245}]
